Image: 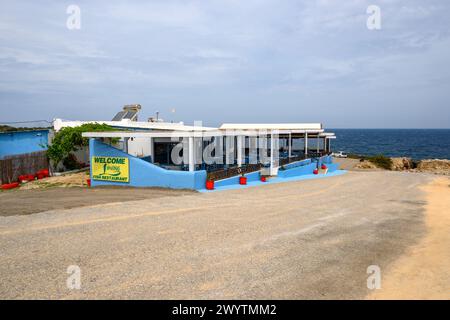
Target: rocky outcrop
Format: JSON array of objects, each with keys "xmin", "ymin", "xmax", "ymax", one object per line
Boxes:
[
  {"xmin": 354, "ymin": 160, "xmax": 379, "ymax": 170},
  {"xmin": 391, "ymin": 157, "xmax": 414, "ymax": 171},
  {"xmin": 417, "ymin": 159, "xmax": 450, "ymax": 175}
]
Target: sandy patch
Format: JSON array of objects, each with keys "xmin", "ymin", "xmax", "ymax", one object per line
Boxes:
[
  {"xmin": 368, "ymin": 177, "xmax": 450, "ymax": 299},
  {"xmin": 19, "ymin": 171, "xmax": 89, "ymax": 190}
]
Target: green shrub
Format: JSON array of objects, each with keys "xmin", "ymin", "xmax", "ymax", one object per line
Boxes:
[
  {"xmin": 347, "ymin": 153, "xmax": 364, "ymax": 159},
  {"xmin": 47, "ymin": 123, "xmax": 118, "ymax": 169},
  {"xmin": 62, "ymin": 153, "xmax": 84, "ymax": 170},
  {"xmin": 367, "ymin": 154, "xmax": 393, "ymax": 170}
]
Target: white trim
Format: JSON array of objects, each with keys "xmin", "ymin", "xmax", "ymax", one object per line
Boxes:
[
  {"xmin": 82, "ymin": 129, "xmax": 325, "ymax": 139},
  {"xmin": 220, "ymin": 123, "xmax": 322, "ymax": 130}
]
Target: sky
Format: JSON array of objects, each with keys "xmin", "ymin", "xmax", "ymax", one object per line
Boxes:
[{"xmin": 0, "ymin": 0, "xmax": 449, "ymax": 128}]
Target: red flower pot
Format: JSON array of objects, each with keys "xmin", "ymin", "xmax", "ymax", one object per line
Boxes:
[
  {"xmin": 1, "ymin": 182, "xmax": 20, "ymax": 190},
  {"xmin": 260, "ymin": 176, "xmax": 266, "ymax": 182},
  {"xmin": 37, "ymin": 173, "xmax": 45, "ymax": 180},
  {"xmin": 313, "ymin": 169, "xmax": 319, "ymax": 175},
  {"xmin": 86, "ymin": 179, "xmax": 91, "ymax": 187},
  {"xmin": 321, "ymin": 164, "xmax": 327, "ymax": 170},
  {"xmin": 206, "ymin": 180, "xmax": 214, "ymax": 190},
  {"xmin": 28, "ymin": 174, "xmax": 35, "ymax": 181},
  {"xmin": 39, "ymin": 169, "xmax": 49, "ymax": 177},
  {"xmin": 239, "ymin": 176, "xmax": 247, "ymax": 185}
]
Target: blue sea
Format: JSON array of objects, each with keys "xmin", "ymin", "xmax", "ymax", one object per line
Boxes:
[{"xmin": 330, "ymin": 129, "xmax": 450, "ymax": 160}]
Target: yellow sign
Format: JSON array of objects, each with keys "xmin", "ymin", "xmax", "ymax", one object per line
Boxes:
[{"xmin": 92, "ymin": 156, "xmax": 129, "ymax": 183}]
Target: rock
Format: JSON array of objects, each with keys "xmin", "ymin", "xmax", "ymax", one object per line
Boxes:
[
  {"xmin": 391, "ymin": 157, "xmax": 413, "ymax": 171},
  {"xmin": 417, "ymin": 159, "xmax": 450, "ymax": 175},
  {"xmin": 355, "ymin": 160, "xmax": 379, "ymax": 170}
]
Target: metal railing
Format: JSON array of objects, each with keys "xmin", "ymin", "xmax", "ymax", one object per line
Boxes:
[{"xmin": 206, "ymin": 163, "xmax": 262, "ymax": 181}]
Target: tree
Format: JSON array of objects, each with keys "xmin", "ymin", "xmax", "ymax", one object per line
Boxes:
[{"xmin": 46, "ymin": 123, "xmax": 118, "ymax": 170}]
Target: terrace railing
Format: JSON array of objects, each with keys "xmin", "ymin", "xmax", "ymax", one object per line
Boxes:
[
  {"xmin": 206, "ymin": 163, "xmax": 262, "ymax": 181},
  {"xmin": 279, "ymin": 154, "xmax": 307, "ymax": 166}
]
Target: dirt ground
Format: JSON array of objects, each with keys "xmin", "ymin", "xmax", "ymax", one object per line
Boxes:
[
  {"xmin": 0, "ymin": 186, "xmax": 194, "ymax": 216},
  {"xmin": 333, "ymin": 157, "xmax": 383, "ymax": 171},
  {"xmin": 2, "ymin": 171, "xmax": 448, "ymax": 299},
  {"xmin": 18, "ymin": 171, "xmax": 90, "ymax": 190},
  {"xmin": 368, "ymin": 177, "xmax": 450, "ymax": 299}
]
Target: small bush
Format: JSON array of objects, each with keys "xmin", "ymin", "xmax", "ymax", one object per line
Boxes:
[
  {"xmin": 347, "ymin": 153, "xmax": 364, "ymax": 159},
  {"xmin": 62, "ymin": 153, "xmax": 84, "ymax": 171},
  {"xmin": 367, "ymin": 154, "xmax": 393, "ymax": 170}
]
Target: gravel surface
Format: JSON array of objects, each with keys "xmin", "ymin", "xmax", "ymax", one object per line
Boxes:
[
  {"xmin": 0, "ymin": 187, "xmax": 194, "ymax": 216},
  {"xmin": 0, "ymin": 171, "xmax": 435, "ymax": 299}
]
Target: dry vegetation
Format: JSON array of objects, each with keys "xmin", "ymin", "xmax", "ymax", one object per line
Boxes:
[{"xmin": 19, "ymin": 171, "xmax": 90, "ymax": 190}]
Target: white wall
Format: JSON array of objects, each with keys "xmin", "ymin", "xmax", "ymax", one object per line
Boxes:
[{"xmin": 127, "ymin": 137, "xmax": 152, "ymax": 158}]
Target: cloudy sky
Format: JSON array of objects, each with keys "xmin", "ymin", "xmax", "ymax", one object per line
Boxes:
[{"xmin": 1, "ymin": 0, "xmax": 449, "ymax": 128}]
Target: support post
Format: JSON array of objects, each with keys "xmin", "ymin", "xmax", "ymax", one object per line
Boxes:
[
  {"xmin": 304, "ymin": 132, "xmax": 308, "ymax": 157},
  {"xmin": 288, "ymin": 133, "xmax": 292, "ymax": 158},
  {"xmin": 270, "ymin": 132, "xmax": 274, "ymax": 173},
  {"xmin": 237, "ymin": 135, "xmax": 243, "ymax": 167},
  {"xmin": 123, "ymin": 137, "xmax": 129, "ymax": 153},
  {"xmin": 149, "ymin": 137, "xmax": 153, "ymax": 161},
  {"xmin": 317, "ymin": 137, "xmax": 320, "ymax": 154},
  {"xmin": 188, "ymin": 136, "xmax": 194, "ymax": 172}
]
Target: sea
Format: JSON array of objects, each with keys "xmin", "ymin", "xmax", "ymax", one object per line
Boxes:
[{"xmin": 329, "ymin": 129, "xmax": 450, "ymax": 161}]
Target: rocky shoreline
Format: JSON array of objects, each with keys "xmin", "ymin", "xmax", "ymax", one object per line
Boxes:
[{"xmin": 355, "ymin": 157, "xmax": 450, "ymax": 175}]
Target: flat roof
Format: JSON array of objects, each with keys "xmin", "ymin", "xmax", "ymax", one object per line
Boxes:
[
  {"xmin": 53, "ymin": 118, "xmax": 216, "ymax": 132},
  {"xmin": 82, "ymin": 129, "xmax": 331, "ymax": 139},
  {"xmin": 220, "ymin": 123, "xmax": 322, "ymax": 130}
]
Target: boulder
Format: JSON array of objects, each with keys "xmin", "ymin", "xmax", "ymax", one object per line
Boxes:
[
  {"xmin": 417, "ymin": 159, "xmax": 450, "ymax": 175},
  {"xmin": 391, "ymin": 157, "xmax": 413, "ymax": 171}
]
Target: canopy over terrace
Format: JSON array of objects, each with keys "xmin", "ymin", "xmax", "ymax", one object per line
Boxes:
[{"xmin": 82, "ymin": 123, "xmax": 335, "ymax": 174}]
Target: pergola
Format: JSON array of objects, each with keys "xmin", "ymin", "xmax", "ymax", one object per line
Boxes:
[{"xmin": 82, "ymin": 123, "xmax": 335, "ymax": 174}]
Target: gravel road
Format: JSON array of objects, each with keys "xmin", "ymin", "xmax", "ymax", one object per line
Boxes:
[{"xmin": 0, "ymin": 171, "xmax": 435, "ymax": 299}]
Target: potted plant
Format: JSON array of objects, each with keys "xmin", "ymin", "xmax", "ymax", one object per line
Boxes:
[
  {"xmin": 206, "ymin": 180, "xmax": 214, "ymax": 190},
  {"xmin": 239, "ymin": 173, "xmax": 247, "ymax": 185}
]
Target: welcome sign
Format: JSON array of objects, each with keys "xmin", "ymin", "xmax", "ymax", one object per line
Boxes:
[{"xmin": 92, "ymin": 156, "xmax": 129, "ymax": 183}]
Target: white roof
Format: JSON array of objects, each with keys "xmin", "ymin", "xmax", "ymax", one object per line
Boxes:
[
  {"xmin": 53, "ymin": 118, "xmax": 216, "ymax": 132},
  {"xmin": 319, "ymin": 132, "xmax": 336, "ymax": 138},
  {"xmin": 219, "ymin": 123, "xmax": 322, "ymax": 130}
]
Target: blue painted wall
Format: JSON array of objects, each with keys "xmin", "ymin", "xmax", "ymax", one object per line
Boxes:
[
  {"xmin": 326, "ymin": 163, "xmax": 340, "ymax": 172},
  {"xmin": 0, "ymin": 130, "xmax": 49, "ymax": 159},
  {"xmin": 322, "ymin": 155, "xmax": 333, "ymax": 164},
  {"xmin": 89, "ymin": 139, "xmax": 207, "ymax": 190},
  {"xmin": 214, "ymin": 170, "xmax": 261, "ymax": 188},
  {"xmin": 282, "ymin": 158, "xmax": 312, "ymax": 170},
  {"xmin": 215, "ymin": 156, "xmax": 339, "ymax": 186},
  {"xmin": 278, "ymin": 163, "xmax": 317, "ymax": 178}
]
